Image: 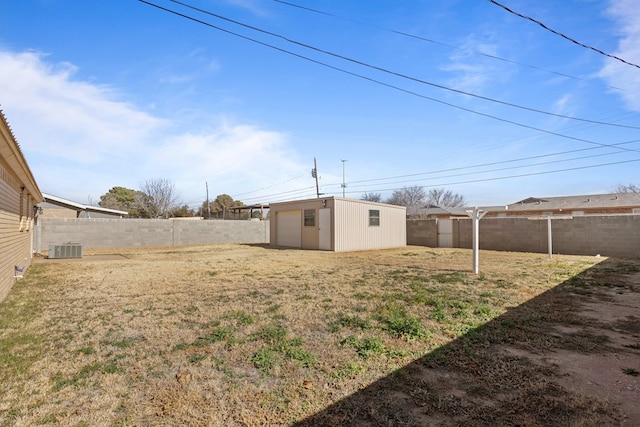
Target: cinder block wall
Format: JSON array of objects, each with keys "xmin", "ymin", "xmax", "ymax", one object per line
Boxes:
[
  {"xmin": 38, "ymin": 218, "xmax": 270, "ymax": 250},
  {"xmin": 408, "ymin": 216, "xmax": 640, "ymax": 259},
  {"xmin": 454, "ymin": 218, "xmax": 548, "ymax": 253},
  {"xmin": 406, "ymin": 219, "xmax": 438, "ymax": 247},
  {"xmin": 552, "ymin": 215, "xmax": 640, "ymax": 257},
  {"xmin": 38, "ymin": 216, "xmax": 640, "ymax": 258}
]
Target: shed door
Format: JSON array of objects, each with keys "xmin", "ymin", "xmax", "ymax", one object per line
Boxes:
[
  {"xmin": 438, "ymin": 219, "xmax": 453, "ymax": 248},
  {"xmin": 276, "ymin": 210, "xmax": 302, "ymax": 248},
  {"xmin": 318, "ymin": 208, "xmax": 331, "ymax": 250}
]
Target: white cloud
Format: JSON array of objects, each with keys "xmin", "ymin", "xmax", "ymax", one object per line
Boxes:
[
  {"xmin": 599, "ymin": 0, "xmax": 640, "ymax": 111},
  {"xmin": 0, "ymin": 50, "xmax": 164, "ymax": 162},
  {"xmin": 441, "ymin": 34, "xmax": 511, "ymax": 97},
  {"xmin": 0, "ymin": 49, "xmax": 303, "ymax": 205}
]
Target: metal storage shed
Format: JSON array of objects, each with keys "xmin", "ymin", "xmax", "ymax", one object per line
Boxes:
[{"xmin": 269, "ymin": 197, "xmax": 406, "ymax": 252}]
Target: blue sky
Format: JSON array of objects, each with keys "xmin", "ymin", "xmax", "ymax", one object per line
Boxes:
[{"xmin": 1, "ymin": 0, "xmax": 639, "ymax": 209}]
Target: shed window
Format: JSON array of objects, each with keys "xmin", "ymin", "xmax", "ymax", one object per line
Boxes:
[
  {"xmin": 369, "ymin": 209, "xmax": 380, "ymax": 226},
  {"xmin": 304, "ymin": 209, "xmax": 316, "ymax": 226}
]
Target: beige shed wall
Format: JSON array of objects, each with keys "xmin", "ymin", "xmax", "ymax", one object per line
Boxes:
[
  {"xmin": 270, "ymin": 198, "xmax": 332, "ymax": 249},
  {"xmin": 334, "ymin": 198, "xmax": 406, "ymax": 252},
  {"xmin": 270, "ymin": 197, "xmax": 406, "ymax": 252}
]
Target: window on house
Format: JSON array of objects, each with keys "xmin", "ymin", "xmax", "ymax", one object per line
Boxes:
[
  {"xmin": 304, "ymin": 209, "xmax": 315, "ymax": 226},
  {"xmin": 369, "ymin": 209, "xmax": 380, "ymax": 226}
]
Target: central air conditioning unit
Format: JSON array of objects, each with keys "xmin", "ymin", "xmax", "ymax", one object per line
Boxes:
[{"xmin": 48, "ymin": 243, "xmax": 83, "ymax": 259}]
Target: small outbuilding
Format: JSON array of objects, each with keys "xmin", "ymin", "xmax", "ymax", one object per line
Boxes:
[{"xmin": 269, "ymin": 196, "xmax": 406, "ymax": 252}]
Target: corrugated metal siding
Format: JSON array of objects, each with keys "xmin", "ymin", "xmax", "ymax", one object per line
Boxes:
[{"xmin": 334, "ymin": 198, "xmax": 406, "ymax": 252}]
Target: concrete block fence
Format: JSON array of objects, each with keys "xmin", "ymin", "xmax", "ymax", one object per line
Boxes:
[
  {"xmin": 408, "ymin": 215, "xmax": 640, "ymax": 259},
  {"xmin": 37, "ymin": 218, "xmax": 270, "ymax": 251},
  {"xmin": 37, "ymin": 215, "xmax": 639, "ymax": 259}
]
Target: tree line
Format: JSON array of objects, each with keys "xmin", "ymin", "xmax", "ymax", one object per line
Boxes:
[
  {"xmin": 98, "ymin": 179, "xmax": 244, "ymax": 219},
  {"xmin": 99, "ymin": 180, "xmax": 639, "ymax": 219},
  {"xmin": 362, "ymin": 186, "xmax": 466, "ymax": 215},
  {"xmin": 98, "ymin": 180, "xmax": 469, "ymax": 219}
]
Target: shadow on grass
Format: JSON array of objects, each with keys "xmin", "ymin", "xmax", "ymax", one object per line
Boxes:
[{"xmin": 294, "ymin": 258, "xmax": 640, "ymax": 426}]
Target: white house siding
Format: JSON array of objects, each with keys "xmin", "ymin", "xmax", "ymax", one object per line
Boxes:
[{"xmin": 334, "ymin": 198, "xmax": 406, "ymax": 252}]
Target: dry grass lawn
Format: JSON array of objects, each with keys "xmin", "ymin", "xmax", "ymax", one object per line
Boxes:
[{"xmin": 1, "ymin": 244, "xmax": 639, "ymax": 426}]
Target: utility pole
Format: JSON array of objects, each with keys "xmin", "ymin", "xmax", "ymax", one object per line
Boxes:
[
  {"xmin": 205, "ymin": 182, "xmax": 211, "ymax": 219},
  {"xmin": 312, "ymin": 157, "xmax": 321, "ymax": 198},
  {"xmin": 341, "ymin": 159, "xmax": 347, "ymax": 197}
]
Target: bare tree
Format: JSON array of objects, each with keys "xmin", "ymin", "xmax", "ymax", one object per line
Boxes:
[
  {"xmin": 614, "ymin": 183, "xmax": 640, "ymax": 193},
  {"xmin": 427, "ymin": 188, "xmax": 467, "ymax": 208},
  {"xmin": 361, "ymin": 192, "xmax": 382, "ymax": 202},
  {"xmin": 386, "ymin": 186, "xmax": 426, "ymax": 215},
  {"xmin": 137, "ymin": 179, "xmax": 179, "ymax": 218}
]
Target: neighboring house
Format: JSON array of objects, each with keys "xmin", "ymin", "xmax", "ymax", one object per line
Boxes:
[
  {"xmin": 489, "ymin": 193, "xmax": 640, "ymax": 217},
  {"xmin": 269, "ymin": 196, "xmax": 406, "ymax": 252},
  {"xmin": 414, "ymin": 193, "xmax": 640, "ymax": 219},
  {"xmin": 39, "ymin": 193, "xmax": 129, "ymax": 219},
  {"xmin": 413, "ymin": 204, "xmax": 466, "ymax": 219},
  {"xmin": 0, "ymin": 109, "xmax": 43, "ymax": 303}
]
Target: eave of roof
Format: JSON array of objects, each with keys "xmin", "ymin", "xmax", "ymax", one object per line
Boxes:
[
  {"xmin": 0, "ymin": 109, "xmax": 43, "ymax": 202},
  {"xmin": 42, "ymin": 193, "xmax": 129, "ymax": 216}
]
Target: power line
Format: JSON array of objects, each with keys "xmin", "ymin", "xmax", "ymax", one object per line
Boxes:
[
  {"xmin": 231, "ymin": 172, "xmax": 307, "ymax": 198},
  {"xmin": 166, "ymin": 0, "xmax": 640, "ymax": 130},
  {"xmin": 138, "ymin": 0, "xmax": 640, "ymax": 202},
  {"xmin": 138, "ymin": 0, "xmax": 640, "ymax": 156},
  {"xmin": 239, "ymin": 184, "xmax": 318, "ymax": 204},
  {"xmin": 343, "ymin": 139, "xmax": 640, "ymax": 186},
  {"xmin": 340, "ymin": 149, "xmax": 636, "ymax": 192},
  {"xmin": 273, "ymin": 0, "xmax": 628, "ymax": 92},
  {"xmin": 343, "ymin": 157, "xmax": 640, "ymax": 195},
  {"xmin": 487, "ymin": 0, "xmax": 640, "ymax": 70},
  {"xmin": 226, "ymin": 138, "xmax": 640, "ymax": 204}
]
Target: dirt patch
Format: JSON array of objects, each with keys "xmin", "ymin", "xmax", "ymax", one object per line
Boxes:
[
  {"xmin": 1, "ymin": 245, "xmax": 639, "ymax": 426},
  {"xmin": 548, "ymin": 271, "xmax": 640, "ymax": 424}
]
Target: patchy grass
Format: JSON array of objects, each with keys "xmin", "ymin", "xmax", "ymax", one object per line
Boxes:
[{"xmin": 0, "ymin": 244, "xmax": 637, "ymax": 426}]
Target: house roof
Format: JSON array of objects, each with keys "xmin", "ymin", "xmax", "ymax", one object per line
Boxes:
[
  {"xmin": 506, "ymin": 193, "xmax": 640, "ymax": 212},
  {"xmin": 414, "ymin": 193, "xmax": 640, "ymax": 217},
  {"xmin": 0, "ymin": 109, "xmax": 43, "ymax": 202},
  {"xmin": 42, "ymin": 193, "xmax": 129, "ymax": 216}
]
